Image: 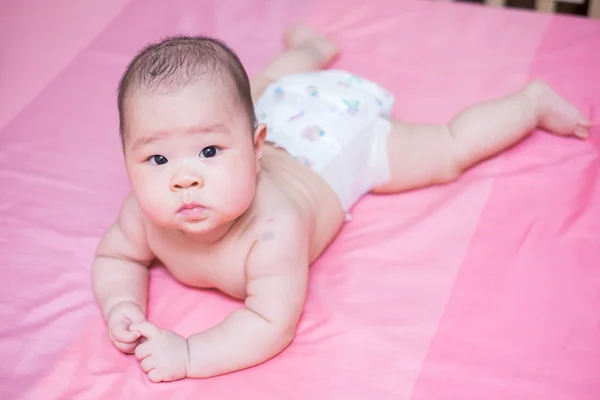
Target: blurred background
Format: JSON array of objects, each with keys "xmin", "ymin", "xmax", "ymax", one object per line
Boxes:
[{"xmin": 435, "ymin": 0, "xmax": 600, "ymax": 18}]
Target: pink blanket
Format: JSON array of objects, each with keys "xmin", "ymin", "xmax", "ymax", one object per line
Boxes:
[{"xmin": 1, "ymin": 0, "xmax": 599, "ymax": 398}]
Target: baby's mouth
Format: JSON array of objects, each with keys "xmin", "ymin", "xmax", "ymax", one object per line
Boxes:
[{"xmin": 177, "ymin": 202, "xmax": 208, "ymax": 220}]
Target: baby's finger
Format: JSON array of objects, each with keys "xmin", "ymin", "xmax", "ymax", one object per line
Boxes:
[
  {"xmin": 112, "ymin": 339, "xmax": 137, "ymax": 354},
  {"xmin": 140, "ymin": 356, "xmax": 155, "ymax": 373},
  {"xmin": 134, "ymin": 341, "xmax": 153, "ymax": 361},
  {"xmin": 148, "ymin": 369, "xmax": 162, "ymax": 383},
  {"xmin": 130, "ymin": 321, "xmax": 161, "ymax": 339},
  {"xmin": 111, "ymin": 324, "xmax": 141, "ymax": 343}
]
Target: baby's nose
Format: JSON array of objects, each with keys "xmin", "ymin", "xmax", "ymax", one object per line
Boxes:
[{"xmin": 170, "ymin": 173, "xmax": 203, "ymax": 191}]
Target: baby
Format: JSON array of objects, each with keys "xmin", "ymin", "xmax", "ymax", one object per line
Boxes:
[{"xmin": 93, "ymin": 24, "xmax": 590, "ymax": 383}]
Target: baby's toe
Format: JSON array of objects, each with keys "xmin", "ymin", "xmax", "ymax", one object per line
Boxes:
[{"xmin": 574, "ymin": 125, "xmax": 589, "ymax": 139}]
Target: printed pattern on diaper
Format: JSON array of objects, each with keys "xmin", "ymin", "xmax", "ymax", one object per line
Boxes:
[
  {"xmin": 300, "ymin": 125, "xmax": 325, "ymax": 141},
  {"xmin": 273, "ymin": 87, "xmax": 285, "ymax": 100},
  {"xmin": 288, "ymin": 110, "xmax": 305, "ymax": 122},
  {"xmin": 306, "ymin": 85, "xmax": 319, "ymax": 97},
  {"xmin": 254, "ymin": 69, "xmax": 395, "ymax": 170},
  {"xmin": 342, "ymin": 99, "xmax": 360, "ymax": 115},
  {"xmin": 337, "ymin": 73, "xmax": 363, "ymax": 87},
  {"xmin": 347, "ymin": 75, "xmax": 364, "ymax": 85}
]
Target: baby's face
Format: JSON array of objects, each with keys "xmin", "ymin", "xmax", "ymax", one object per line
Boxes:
[{"xmin": 123, "ymin": 82, "xmax": 263, "ymax": 235}]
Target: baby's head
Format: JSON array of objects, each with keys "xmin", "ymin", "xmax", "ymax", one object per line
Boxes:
[{"xmin": 117, "ymin": 36, "xmax": 266, "ymax": 235}]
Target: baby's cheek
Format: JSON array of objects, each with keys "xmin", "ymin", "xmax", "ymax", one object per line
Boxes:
[
  {"xmin": 220, "ymin": 171, "xmax": 256, "ymax": 211},
  {"xmin": 137, "ymin": 194, "xmax": 164, "ymax": 221},
  {"xmin": 135, "ymin": 183, "xmax": 170, "ymax": 222}
]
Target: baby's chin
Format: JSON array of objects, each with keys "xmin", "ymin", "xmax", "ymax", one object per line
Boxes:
[
  {"xmin": 175, "ymin": 218, "xmax": 219, "ymax": 234},
  {"xmin": 150, "ymin": 212, "xmax": 236, "ymax": 236}
]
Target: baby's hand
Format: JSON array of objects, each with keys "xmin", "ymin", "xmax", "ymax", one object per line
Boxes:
[
  {"xmin": 106, "ymin": 301, "xmax": 146, "ymax": 354},
  {"xmin": 131, "ymin": 321, "xmax": 189, "ymax": 383}
]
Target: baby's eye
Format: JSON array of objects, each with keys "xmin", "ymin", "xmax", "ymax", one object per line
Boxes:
[
  {"xmin": 200, "ymin": 146, "xmax": 219, "ymax": 158},
  {"xmin": 148, "ymin": 155, "xmax": 168, "ymax": 165}
]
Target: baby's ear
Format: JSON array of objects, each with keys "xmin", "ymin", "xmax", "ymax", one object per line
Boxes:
[{"xmin": 253, "ymin": 123, "xmax": 267, "ymax": 165}]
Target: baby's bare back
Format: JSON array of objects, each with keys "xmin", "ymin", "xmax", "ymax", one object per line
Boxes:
[{"xmin": 143, "ymin": 144, "xmax": 345, "ymax": 299}]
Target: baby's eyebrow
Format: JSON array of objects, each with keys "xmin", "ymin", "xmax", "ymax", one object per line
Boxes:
[
  {"xmin": 186, "ymin": 124, "xmax": 230, "ymax": 135},
  {"xmin": 129, "ymin": 124, "xmax": 230, "ymax": 151},
  {"xmin": 130, "ymin": 132, "xmax": 168, "ymax": 151}
]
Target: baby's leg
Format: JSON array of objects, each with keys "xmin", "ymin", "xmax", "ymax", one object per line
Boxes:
[
  {"xmin": 251, "ymin": 24, "xmax": 338, "ymax": 102},
  {"xmin": 372, "ymin": 80, "xmax": 591, "ymax": 193}
]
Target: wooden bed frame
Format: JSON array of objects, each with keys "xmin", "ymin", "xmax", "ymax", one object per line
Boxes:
[{"xmin": 484, "ymin": 0, "xmax": 600, "ymax": 18}]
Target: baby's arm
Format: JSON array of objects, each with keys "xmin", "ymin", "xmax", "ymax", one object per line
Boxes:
[
  {"xmin": 93, "ymin": 194, "xmax": 154, "ymax": 353},
  {"xmin": 373, "ymin": 81, "xmax": 590, "ymax": 193},
  {"xmin": 131, "ymin": 211, "xmax": 309, "ymax": 382},
  {"xmin": 188, "ymin": 211, "xmax": 309, "ymax": 377}
]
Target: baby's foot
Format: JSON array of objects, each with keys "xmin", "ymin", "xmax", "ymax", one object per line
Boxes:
[
  {"xmin": 525, "ymin": 79, "xmax": 591, "ymax": 139},
  {"xmin": 284, "ymin": 24, "xmax": 339, "ymax": 66}
]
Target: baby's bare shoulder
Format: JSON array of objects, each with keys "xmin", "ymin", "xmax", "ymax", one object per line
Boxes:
[
  {"xmin": 96, "ymin": 192, "xmax": 153, "ymax": 264},
  {"xmin": 246, "ymin": 203, "xmax": 309, "ymax": 269},
  {"xmin": 251, "ymin": 182, "xmax": 307, "ymax": 236},
  {"xmin": 118, "ymin": 193, "xmax": 147, "ymax": 236}
]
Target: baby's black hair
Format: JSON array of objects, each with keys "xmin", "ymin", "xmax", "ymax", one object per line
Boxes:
[{"xmin": 117, "ymin": 35, "xmax": 256, "ymax": 139}]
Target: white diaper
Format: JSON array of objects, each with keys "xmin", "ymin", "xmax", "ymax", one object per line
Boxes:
[{"xmin": 255, "ymin": 69, "xmax": 394, "ymax": 214}]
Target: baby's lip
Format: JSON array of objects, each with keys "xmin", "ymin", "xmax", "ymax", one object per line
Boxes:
[
  {"xmin": 178, "ymin": 202, "xmax": 204, "ymax": 212},
  {"xmin": 177, "ymin": 202, "xmax": 208, "ymax": 220}
]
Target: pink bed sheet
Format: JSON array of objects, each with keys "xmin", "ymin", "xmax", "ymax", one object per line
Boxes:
[{"xmin": 1, "ymin": 0, "xmax": 599, "ymax": 398}]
